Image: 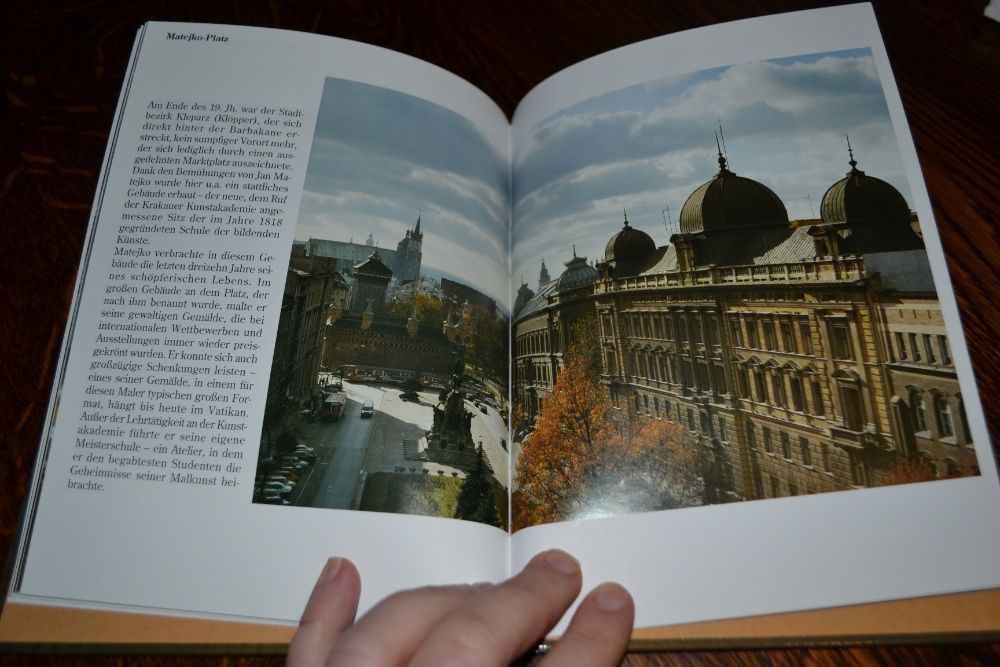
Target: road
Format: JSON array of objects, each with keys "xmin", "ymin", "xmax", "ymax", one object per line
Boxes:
[{"xmin": 290, "ymin": 380, "xmax": 510, "ymax": 511}]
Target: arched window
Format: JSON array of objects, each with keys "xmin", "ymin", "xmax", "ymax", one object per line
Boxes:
[
  {"xmin": 957, "ymin": 393, "xmax": 971, "ymax": 444},
  {"xmin": 910, "ymin": 389, "xmax": 928, "ymax": 433},
  {"xmin": 785, "ymin": 363, "xmax": 803, "ymax": 411},
  {"xmin": 934, "ymin": 393, "xmax": 955, "ymax": 438}
]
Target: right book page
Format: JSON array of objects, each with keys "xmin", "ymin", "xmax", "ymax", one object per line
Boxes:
[{"xmin": 506, "ymin": 3, "xmax": 1000, "ymax": 634}]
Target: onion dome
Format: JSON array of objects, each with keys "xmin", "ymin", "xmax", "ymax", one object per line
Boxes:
[
  {"xmin": 513, "ymin": 282, "xmax": 534, "ymax": 315},
  {"xmin": 820, "ymin": 144, "xmax": 909, "ymax": 225},
  {"xmin": 604, "ymin": 210, "xmax": 656, "ymax": 262},
  {"xmin": 557, "ymin": 246, "xmax": 598, "ymax": 292},
  {"xmin": 354, "ymin": 249, "xmax": 394, "ymax": 278},
  {"xmin": 679, "ymin": 153, "xmax": 788, "ymax": 234}
]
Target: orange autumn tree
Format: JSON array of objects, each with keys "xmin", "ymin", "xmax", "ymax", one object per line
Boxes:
[{"xmin": 513, "ymin": 354, "xmax": 702, "ymax": 530}]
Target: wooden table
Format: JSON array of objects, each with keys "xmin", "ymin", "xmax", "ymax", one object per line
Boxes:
[{"xmin": 2, "ymin": 0, "xmax": 998, "ymax": 664}]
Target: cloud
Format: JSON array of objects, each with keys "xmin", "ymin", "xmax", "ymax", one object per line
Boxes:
[
  {"xmin": 297, "ymin": 78, "xmax": 511, "ymax": 306},
  {"xmin": 511, "ymin": 50, "xmax": 912, "ymax": 285}
]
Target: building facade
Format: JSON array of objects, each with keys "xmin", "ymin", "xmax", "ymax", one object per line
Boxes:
[
  {"xmin": 307, "ymin": 214, "xmax": 424, "ymax": 285},
  {"xmin": 513, "ymin": 148, "xmax": 976, "ymax": 503}
]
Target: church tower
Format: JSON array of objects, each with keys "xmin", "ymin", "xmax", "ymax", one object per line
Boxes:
[
  {"xmin": 538, "ymin": 258, "xmax": 550, "ymax": 287},
  {"xmin": 394, "ymin": 213, "xmax": 424, "ymax": 284}
]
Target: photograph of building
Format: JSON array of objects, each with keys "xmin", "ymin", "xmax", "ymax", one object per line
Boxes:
[
  {"xmin": 511, "ymin": 49, "xmax": 977, "ymax": 529},
  {"xmin": 253, "ymin": 77, "xmax": 511, "ymax": 528}
]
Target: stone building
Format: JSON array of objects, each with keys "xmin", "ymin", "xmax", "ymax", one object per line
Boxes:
[
  {"xmin": 513, "ymin": 145, "xmax": 975, "ymax": 504},
  {"xmin": 325, "ymin": 248, "xmax": 461, "ymax": 382},
  {"xmin": 306, "ymin": 214, "xmax": 423, "ymax": 284},
  {"xmin": 265, "ymin": 254, "xmax": 345, "ymax": 414},
  {"xmin": 513, "ymin": 247, "xmax": 599, "ymax": 422}
]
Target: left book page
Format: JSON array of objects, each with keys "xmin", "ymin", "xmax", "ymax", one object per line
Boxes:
[{"xmin": 6, "ymin": 22, "xmax": 512, "ymax": 628}]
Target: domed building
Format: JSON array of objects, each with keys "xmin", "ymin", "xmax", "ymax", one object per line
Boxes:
[
  {"xmin": 558, "ymin": 247, "xmax": 599, "ymax": 292},
  {"xmin": 512, "ymin": 248, "xmax": 600, "ymax": 423},
  {"xmin": 678, "ymin": 153, "xmax": 788, "ymax": 235},
  {"xmin": 810, "ymin": 146, "xmax": 923, "ymax": 255},
  {"xmin": 513, "ymin": 139, "xmax": 973, "ymax": 512}
]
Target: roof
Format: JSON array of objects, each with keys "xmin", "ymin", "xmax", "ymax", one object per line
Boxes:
[
  {"xmin": 678, "ymin": 155, "xmax": 788, "ymax": 235},
  {"xmin": 604, "ymin": 218, "xmax": 656, "ymax": 262},
  {"xmin": 353, "ymin": 250, "xmax": 394, "ymax": 279},
  {"xmin": 557, "ymin": 253, "xmax": 598, "ymax": 292},
  {"xmin": 820, "ymin": 159, "xmax": 911, "ymax": 226}
]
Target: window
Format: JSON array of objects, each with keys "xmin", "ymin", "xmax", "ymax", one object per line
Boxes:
[
  {"xmin": 911, "ymin": 390, "xmax": 928, "ymax": 432},
  {"xmin": 763, "ymin": 427, "xmax": 773, "ymax": 453},
  {"xmin": 746, "ymin": 318, "xmax": 759, "ymax": 348},
  {"xmin": 730, "ymin": 320, "xmax": 743, "ymax": 347},
  {"xmin": 696, "ymin": 363, "xmax": 709, "ymax": 392},
  {"xmin": 923, "ymin": 335, "xmax": 936, "ymax": 364},
  {"xmin": 895, "ymin": 332, "xmax": 907, "ymax": 360},
  {"xmin": 788, "ymin": 481, "xmax": 798, "ymax": 496},
  {"xmin": 939, "ymin": 335, "xmax": 952, "ymax": 365},
  {"xmin": 800, "ymin": 437, "xmax": 812, "ymax": 466},
  {"xmin": 747, "ymin": 425, "xmax": 757, "ymax": 450},
  {"xmin": 909, "ymin": 333, "xmax": 921, "ymax": 362},
  {"xmin": 754, "ymin": 369, "xmax": 767, "ymax": 403},
  {"xmin": 830, "ymin": 322, "xmax": 853, "ymax": 360},
  {"xmin": 686, "ymin": 408, "xmax": 695, "ymax": 430},
  {"xmin": 811, "ymin": 378, "xmax": 825, "ymax": 416},
  {"xmin": 841, "ymin": 384, "xmax": 864, "ymax": 430},
  {"xmin": 771, "ymin": 371, "xmax": 786, "ymax": 408},
  {"xmin": 708, "ymin": 318, "xmax": 721, "ymax": 346},
  {"xmin": 763, "ymin": 321, "xmax": 777, "ymax": 350},
  {"xmin": 821, "ymin": 442, "xmax": 831, "ymax": 471},
  {"xmin": 781, "ymin": 321, "xmax": 796, "ymax": 353},
  {"xmin": 719, "ymin": 421, "xmax": 727, "ymax": 442},
  {"xmin": 770, "ymin": 476, "xmax": 780, "ymax": 498},
  {"xmin": 699, "ymin": 411, "xmax": 709, "ymax": 432},
  {"xmin": 690, "ymin": 316, "xmax": 703, "ymax": 344},
  {"xmin": 935, "ymin": 395, "xmax": 955, "ymax": 438},
  {"xmin": 800, "ymin": 322, "xmax": 813, "ymax": 355},
  {"xmin": 789, "ymin": 374, "xmax": 804, "ymax": 411},
  {"xmin": 714, "ymin": 363, "xmax": 727, "ymax": 395},
  {"xmin": 653, "ymin": 397, "xmax": 660, "ymax": 416},
  {"xmin": 635, "ymin": 395, "xmax": 642, "ymax": 414},
  {"xmin": 738, "ymin": 366, "xmax": 751, "ymax": 399},
  {"xmin": 850, "ymin": 453, "xmax": 869, "ymax": 486},
  {"xmin": 780, "ymin": 432, "xmax": 791, "ymax": 459}
]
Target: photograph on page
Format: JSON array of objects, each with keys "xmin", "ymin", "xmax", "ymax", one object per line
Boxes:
[
  {"xmin": 510, "ymin": 48, "xmax": 978, "ymax": 531},
  {"xmin": 253, "ymin": 77, "xmax": 512, "ymax": 529}
]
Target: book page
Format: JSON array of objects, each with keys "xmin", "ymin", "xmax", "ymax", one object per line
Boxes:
[
  {"xmin": 11, "ymin": 22, "xmax": 511, "ymax": 625},
  {"xmin": 507, "ymin": 3, "xmax": 1000, "ymax": 632}
]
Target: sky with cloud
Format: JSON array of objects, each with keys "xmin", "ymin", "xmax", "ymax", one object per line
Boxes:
[
  {"xmin": 296, "ymin": 78, "xmax": 509, "ymax": 306},
  {"xmin": 512, "ymin": 48, "xmax": 914, "ymax": 288}
]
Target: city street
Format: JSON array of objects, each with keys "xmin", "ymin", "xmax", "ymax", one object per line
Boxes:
[{"xmin": 289, "ymin": 380, "xmax": 510, "ymax": 511}]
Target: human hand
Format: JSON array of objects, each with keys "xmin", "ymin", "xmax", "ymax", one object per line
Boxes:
[{"xmin": 287, "ymin": 549, "xmax": 634, "ymax": 666}]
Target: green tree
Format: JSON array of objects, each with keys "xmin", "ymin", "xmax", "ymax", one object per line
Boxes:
[
  {"xmin": 390, "ymin": 289, "xmax": 446, "ymax": 329},
  {"xmin": 455, "ymin": 445, "xmax": 501, "ymax": 527}
]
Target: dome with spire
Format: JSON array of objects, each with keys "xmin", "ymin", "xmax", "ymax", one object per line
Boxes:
[
  {"xmin": 557, "ymin": 247, "xmax": 598, "ymax": 292},
  {"xmin": 679, "ymin": 152, "xmax": 788, "ymax": 235},
  {"xmin": 604, "ymin": 211, "xmax": 656, "ymax": 262},
  {"xmin": 820, "ymin": 143, "xmax": 910, "ymax": 226}
]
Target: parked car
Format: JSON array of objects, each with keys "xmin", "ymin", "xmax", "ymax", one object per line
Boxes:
[
  {"xmin": 360, "ymin": 400, "xmax": 374, "ymax": 418},
  {"xmin": 263, "ymin": 481, "xmax": 293, "ymax": 497},
  {"xmin": 259, "ymin": 494, "xmax": 289, "ymax": 505},
  {"xmin": 479, "ymin": 404, "xmax": 488, "ymax": 414}
]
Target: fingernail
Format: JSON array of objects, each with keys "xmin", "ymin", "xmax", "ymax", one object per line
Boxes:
[
  {"xmin": 593, "ymin": 583, "xmax": 630, "ymax": 611},
  {"xmin": 321, "ymin": 557, "xmax": 344, "ymax": 583},
  {"xmin": 541, "ymin": 550, "xmax": 580, "ymax": 576}
]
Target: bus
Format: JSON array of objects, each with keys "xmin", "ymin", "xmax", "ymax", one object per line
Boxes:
[{"xmin": 321, "ymin": 391, "xmax": 348, "ymax": 421}]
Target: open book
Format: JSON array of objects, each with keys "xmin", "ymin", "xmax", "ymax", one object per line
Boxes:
[{"xmin": 4, "ymin": 3, "xmax": 1000, "ymax": 649}]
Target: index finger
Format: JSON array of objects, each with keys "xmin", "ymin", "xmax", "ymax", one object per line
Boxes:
[{"xmin": 407, "ymin": 550, "xmax": 583, "ymax": 667}]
